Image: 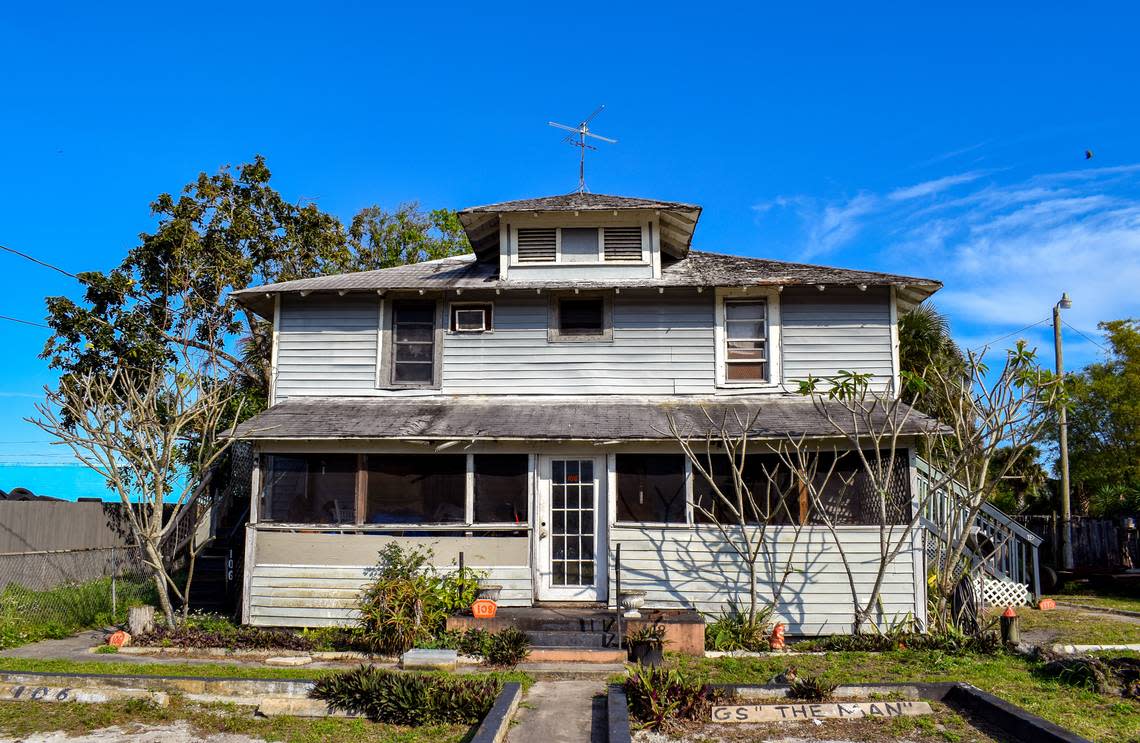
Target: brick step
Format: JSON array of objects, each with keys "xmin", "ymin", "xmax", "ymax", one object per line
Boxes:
[
  {"xmin": 525, "ymin": 630, "xmax": 617, "ymax": 649},
  {"xmin": 526, "ymin": 647, "xmax": 627, "ymax": 664}
]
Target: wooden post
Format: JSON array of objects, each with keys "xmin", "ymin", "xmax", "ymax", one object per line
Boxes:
[{"xmin": 615, "ymin": 543, "xmax": 622, "ymax": 649}]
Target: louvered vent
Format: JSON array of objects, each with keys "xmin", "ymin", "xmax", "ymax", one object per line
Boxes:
[
  {"xmin": 603, "ymin": 227, "xmax": 643, "ymax": 261},
  {"xmin": 516, "ymin": 228, "xmax": 557, "ymax": 262}
]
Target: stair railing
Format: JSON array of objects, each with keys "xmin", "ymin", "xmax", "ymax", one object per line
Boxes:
[{"xmin": 916, "ymin": 457, "xmax": 1044, "ymax": 599}]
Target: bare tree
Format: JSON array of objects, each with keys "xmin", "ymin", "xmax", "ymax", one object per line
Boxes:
[
  {"xmin": 796, "ymin": 340, "xmax": 1061, "ymax": 633},
  {"xmin": 919, "ymin": 341, "xmax": 1061, "ymax": 629},
  {"xmin": 29, "ymin": 346, "xmax": 246, "ymax": 628},
  {"xmin": 666, "ymin": 409, "xmax": 814, "ymax": 626}
]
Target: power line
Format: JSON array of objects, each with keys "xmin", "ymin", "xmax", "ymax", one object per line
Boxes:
[
  {"xmin": 1062, "ymin": 319, "xmax": 1112, "ymax": 354},
  {"xmin": 0, "ymin": 314, "xmax": 49, "ymax": 329},
  {"xmin": 967, "ymin": 317, "xmax": 1051, "ymax": 353},
  {"xmin": 0, "ymin": 244, "xmax": 77, "ymax": 278}
]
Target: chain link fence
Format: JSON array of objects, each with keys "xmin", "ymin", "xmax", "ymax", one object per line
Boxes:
[{"xmin": 0, "ymin": 546, "xmax": 157, "ymax": 648}]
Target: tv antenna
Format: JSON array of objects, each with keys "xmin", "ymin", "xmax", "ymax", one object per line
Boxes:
[{"xmin": 548, "ymin": 105, "xmax": 617, "ymax": 193}]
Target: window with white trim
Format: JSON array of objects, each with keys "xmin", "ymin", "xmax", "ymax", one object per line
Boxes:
[
  {"xmin": 450, "ymin": 303, "xmax": 492, "ymax": 333},
  {"xmin": 723, "ymin": 299, "xmax": 769, "ymax": 382}
]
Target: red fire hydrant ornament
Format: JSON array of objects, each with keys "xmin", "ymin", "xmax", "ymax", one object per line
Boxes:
[{"xmin": 769, "ymin": 622, "xmax": 786, "ymax": 651}]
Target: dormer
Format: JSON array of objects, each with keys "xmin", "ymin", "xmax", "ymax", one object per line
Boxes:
[{"xmin": 457, "ymin": 192, "xmax": 702, "ymax": 281}]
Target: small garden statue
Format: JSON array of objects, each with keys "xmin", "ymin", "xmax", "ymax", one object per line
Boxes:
[{"xmin": 770, "ymin": 622, "xmax": 786, "ymax": 650}]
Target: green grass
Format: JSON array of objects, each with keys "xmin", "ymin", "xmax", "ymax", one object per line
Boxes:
[
  {"xmin": 665, "ymin": 650, "xmax": 1139, "ymax": 741},
  {"xmin": 0, "ymin": 694, "xmax": 471, "ymax": 743},
  {"xmin": 1003, "ymin": 605, "xmax": 1140, "ymax": 645},
  {"xmin": 0, "ymin": 577, "xmax": 157, "ymax": 650},
  {"xmin": 1055, "ymin": 592, "xmax": 1140, "ymax": 614},
  {"xmin": 0, "ymin": 656, "xmax": 533, "ymax": 689}
]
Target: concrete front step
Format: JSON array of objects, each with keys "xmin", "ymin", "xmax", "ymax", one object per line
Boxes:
[
  {"xmin": 525, "ymin": 630, "xmax": 617, "ymax": 649},
  {"xmin": 526, "ymin": 647, "xmax": 626, "ymax": 664}
]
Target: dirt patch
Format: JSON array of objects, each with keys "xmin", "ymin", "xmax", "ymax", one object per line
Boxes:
[
  {"xmin": 0, "ymin": 720, "xmax": 268, "ymax": 743},
  {"xmin": 632, "ymin": 700, "xmax": 1001, "ymax": 742}
]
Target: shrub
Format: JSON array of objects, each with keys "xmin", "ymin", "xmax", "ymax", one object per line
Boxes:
[
  {"xmin": 0, "ymin": 577, "xmax": 158, "ymax": 649},
  {"xmin": 624, "ymin": 665, "xmax": 730, "ymax": 731},
  {"xmin": 484, "ymin": 627, "xmax": 530, "ymax": 666},
  {"xmin": 626, "ymin": 624, "xmax": 666, "ymax": 644},
  {"xmin": 134, "ymin": 614, "xmax": 313, "ymax": 651},
  {"xmin": 787, "ymin": 675, "xmax": 837, "ymax": 701},
  {"xmin": 357, "ymin": 543, "xmax": 486, "ymax": 655},
  {"xmin": 704, "ymin": 606, "xmax": 772, "ymax": 651},
  {"xmin": 299, "ymin": 625, "xmax": 369, "ymax": 652},
  {"xmin": 311, "ymin": 665, "xmax": 502, "ymax": 724}
]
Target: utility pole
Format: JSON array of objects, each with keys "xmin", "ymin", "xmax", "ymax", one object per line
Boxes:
[{"xmin": 1053, "ymin": 292, "xmax": 1073, "ymax": 571}]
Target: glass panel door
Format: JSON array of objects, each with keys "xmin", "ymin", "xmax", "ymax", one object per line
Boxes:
[{"xmin": 536, "ymin": 457, "xmax": 602, "ymax": 601}]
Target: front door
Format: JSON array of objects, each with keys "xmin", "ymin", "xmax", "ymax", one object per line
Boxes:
[{"xmin": 535, "ymin": 457, "xmax": 605, "ymax": 602}]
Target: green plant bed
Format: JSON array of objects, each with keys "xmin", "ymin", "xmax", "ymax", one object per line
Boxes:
[
  {"xmin": 0, "ymin": 693, "xmax": 472, "ymax": 743},
  {"xmin": 667, "ymin": 650, "xmax": 1140, "ymax": 741},
  {"xmin": 312, "ymin": 665, "xmax": 503, "ymax": 725}
]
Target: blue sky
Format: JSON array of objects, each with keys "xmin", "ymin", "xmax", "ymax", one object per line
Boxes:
[{"xmin": 1, "ymin": 1, "xmax": 1138, "ymax": 474}]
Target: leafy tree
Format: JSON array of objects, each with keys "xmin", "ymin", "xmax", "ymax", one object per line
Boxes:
[
  {"xmin": 1062, "ymin": 319, "xmax": 1140, "ymax": 512},
  {"xmin": 988, "ymin": 444, "xmax": 1052, "ymax": 514},
  {"xmin": 42, "ymin": 156, "xmax": 470, "ymax": 413},
  {"xmin": 897, "ymin": 302, "xmax": 967, "ymax": 423}
]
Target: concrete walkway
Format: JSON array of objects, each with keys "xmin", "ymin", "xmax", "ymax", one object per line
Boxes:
[{"xmin": 508, "ymin": 680, "xmax": 608, "ymax": 743}]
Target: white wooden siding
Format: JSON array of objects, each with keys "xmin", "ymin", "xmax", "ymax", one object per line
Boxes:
[
  {"xmin": 247, "ymin": 531, "xmax": 532, "ymax": 627},
  {"xmin": 443, "ymin": 291, "xmax": 714, "ymax": 395},
  {"xmin": 275, "ymin": 296, "xmax": 379, "ymax": 399},
  {"xmin": 271, "ymin": 288, "xmax": 898, "ymax": 399},
  {"xmin": 781, "ymin": 287, "xmax": 894, "ymax": 390},
  {"xmin": 609, "ymin": 525, "xmax": 921, "ymax": 635}
]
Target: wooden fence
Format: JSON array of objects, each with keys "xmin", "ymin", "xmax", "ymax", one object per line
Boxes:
[{"xmin": 1013, "ymin": 515, "xmax": 1138, "ymax": 572}]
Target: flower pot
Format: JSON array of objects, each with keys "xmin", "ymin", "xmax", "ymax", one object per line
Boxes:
[
  {"xmin": 628, "ymin": 638, "xmax": 663, "ymax": 666},
  {"xmin": 618, "ymin": 589, "xmax": 647, "ymax": 618},
  {"xmin": 476, "ymin": 584, "xmax": 503, "ymax": 602}
]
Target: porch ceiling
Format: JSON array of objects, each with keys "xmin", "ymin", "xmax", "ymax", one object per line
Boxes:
[{"xmin": 227, "ymin": 397, "xmax": 945, "ymax": 442}]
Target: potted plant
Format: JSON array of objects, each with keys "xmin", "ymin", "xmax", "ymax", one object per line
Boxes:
[{"xmin": 626, "ymin": 623, "xmax": 666, "ymax": 666}]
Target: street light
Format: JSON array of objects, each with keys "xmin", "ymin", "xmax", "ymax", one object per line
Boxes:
[{"xmin": 1053, "ymin": 292, "xmax": 1073, "ymax": 571}]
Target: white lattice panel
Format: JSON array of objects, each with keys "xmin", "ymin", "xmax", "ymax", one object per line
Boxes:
[{"xmin": 973, "ymin": 577, "xmax": 1031, "ymax": 607}]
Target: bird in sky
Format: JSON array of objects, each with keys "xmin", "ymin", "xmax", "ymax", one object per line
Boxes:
[{"xmin": 1085, "ymin": 149, "xmax": 1094, "ymax": 160}]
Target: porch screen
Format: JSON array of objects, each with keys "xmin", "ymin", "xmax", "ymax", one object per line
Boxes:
[
  {"xmin": 615, "ymin": 454, "xmax": 687, "ymax": 523},
  {"xmin": 260, "ymin": 454, "xmax": 357, "ymax": 524},
  {"xmin": 473, "ymin": 454, "xmax": 528, "ymax": 524},
  {"xmin": 692, "ymin": 454, "xmax": 798, "ymax": 525},
  {"xmin": 365, "ymin": 455, "xmax": 465, "ymax": 524}
]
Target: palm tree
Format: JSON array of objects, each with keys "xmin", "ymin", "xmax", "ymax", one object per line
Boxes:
[{"xmin": 897, "ymin": 303, "xmax": 966, "ymax": 424}]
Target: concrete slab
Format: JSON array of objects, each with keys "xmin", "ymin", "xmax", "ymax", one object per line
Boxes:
[
  {"xmin": 264, "ymin": 656, "xmax": 312, "ymax": 667},
  {"xmin": 508, "ymin": 680, "xmax": 608, "ymax": 743},
  {"xmin": 0, "ymin": 682, "xmax": 168, "ymax": 707},
  {"xmin": 400, "ymin": 648, "xmax": 458, "ymax": 670},
  {"xmin": 257, "ymin": 696, "xmax": 360, "ymax": 718}
]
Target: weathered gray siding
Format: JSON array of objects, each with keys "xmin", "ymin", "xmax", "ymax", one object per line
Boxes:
[
  {"xmin": 272, "ymin": 288, "xmax": 898, "ymax": 399},
  {"xmin": 780, "ymin": 287, "xmax": 894, "ymax": 389},
  {"xmin": 275, "ymin": 296, "xmax": 378, "ymax": 399},
  {"xmin": 609, "ymin": 525, "xmax": 920, "ymax": 635},
  {"xmin": 443, "ymin": 291, "xmax": 714, "ymax": 395},
  {"xmin": 247, "ymin": 531, "xmax": 531, "ymax": 627}
]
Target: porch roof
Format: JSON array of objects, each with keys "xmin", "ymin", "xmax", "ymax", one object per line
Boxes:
[{"xmin": 228, "ymin": 396, "xmax": 944, "ymax": 442}]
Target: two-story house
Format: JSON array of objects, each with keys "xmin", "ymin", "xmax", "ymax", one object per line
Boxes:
[{"xmin": 229, "ymin": 191, "xmax": 946, "ymax": 636}]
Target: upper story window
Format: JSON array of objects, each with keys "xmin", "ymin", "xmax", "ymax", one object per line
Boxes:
[
  {"xmin": 723, "ymin": 299, "xmax": 769, "ymax": 383},
  {"xmin": 549, "ymin": 294, "xmax": 613, "ymax": 342},
  {"xmin": 515, "ymin": 226, "xmax": 645, "ymax": 265},
  {"xmin": 390, "ymin": 300, "xmax": 438, "ymax": 386}
]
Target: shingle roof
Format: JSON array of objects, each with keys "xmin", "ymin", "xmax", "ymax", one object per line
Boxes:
[
  {"xmin": 458, "ymin": 192, "xmax": 701, "ymax": 214},
  {"xmin": 457, "ymin": 192, "xmax": 703, "ymax": 260},
  {"xmin": 228, "ymin": 396, "xmax": 943, "ymax": 442},
  {"xmin": 232, "ymin": 250, "xmax": 940, "ymax": 317}
]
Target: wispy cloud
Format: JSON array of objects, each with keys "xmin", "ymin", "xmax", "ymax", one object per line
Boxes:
[
  {"xmin": 752, "ymin": 162, "xmax": 1140, "ymax": 368},
  {"xmin": 887, "ymin": 171, "xmax": 985, "ymax": 201}
]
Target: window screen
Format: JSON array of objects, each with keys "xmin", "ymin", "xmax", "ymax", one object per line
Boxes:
[
  {"xmin": 559, "ymin": 298, "xmax": 604, "ymax": 336},
  {"xmin": 691, "ymin": 454, "xmax": 796, "ymax": 525},
  {"xmin": 724, "ymin": 300, "xmax": 768, "ymax": 382},
  {"xmin": 392, "ymin": 300, "xmax": 436, "ymax": 384},
  {"xmin": 365, "ymin": 455, "xmax": 465, "ymax": 524},
  {"xmin": 560, "ymin": 227, "xmax": 599, "ymax": 262},
  {"xmin": 473, "ymin": 454, "xmax": 529, "ymax": 524},
  {"xmin": 261, "ymin": 454, "xmax": 357, "ymax": 524},
  {"xmin": 615, "ymin": 454, "xmax": 687, "ymax": 523}
]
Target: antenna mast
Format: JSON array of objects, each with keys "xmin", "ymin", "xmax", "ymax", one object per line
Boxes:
[{"xmin": 548, "ymin": 105, "xmax": 617, "ymax": 193}]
